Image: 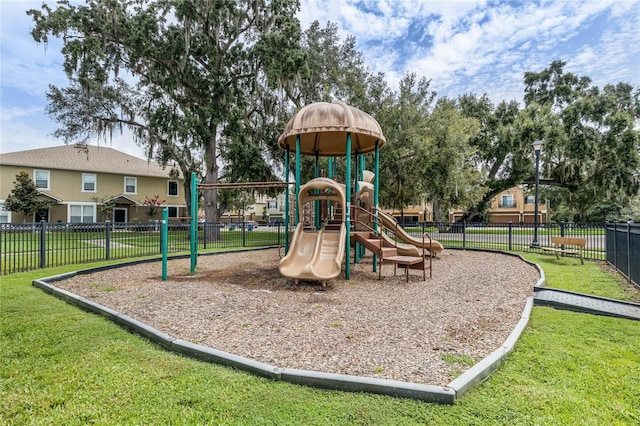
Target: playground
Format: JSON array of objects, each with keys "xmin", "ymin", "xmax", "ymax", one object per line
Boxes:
[
  {"xmin": 49, "ymin": 101, "xmax": 538, "ymax": 389},
  {"xmin": 54, "ymin": 247, "xmax": 538, "ymax": 386}
]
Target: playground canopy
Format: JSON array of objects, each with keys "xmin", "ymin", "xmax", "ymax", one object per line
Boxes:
[{"xmin": 277, "ymin": 101, "xmax": 386, "ymax": 156}]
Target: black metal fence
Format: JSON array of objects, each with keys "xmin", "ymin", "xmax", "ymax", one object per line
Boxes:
[
  {"xmin": 605, "ymin": 222, "xmax": 639, "ymax": 288},
  {"xmin": 0, "ymin": 221, "xmax": 285, "ymax": 275},
  {"xmin": 0, "ymin": 220, "xmax": 610, "ymax": 276},
  {"xmin": 410, "ymin": 221, "xmax": 606, "ymax": 260}
]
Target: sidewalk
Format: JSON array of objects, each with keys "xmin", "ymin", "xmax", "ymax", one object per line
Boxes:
[{"xmin": 534, "ymin": 288, "xmax": 640, "ymax": 321}]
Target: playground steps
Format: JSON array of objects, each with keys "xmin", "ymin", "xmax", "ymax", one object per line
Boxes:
[
  {"xmin": 353, "ymin": 231, "xmax": 432, "ymax": 282},
  {"xmin": 353, "ymin": 232, "xmax": 397, "ymax": 258}
]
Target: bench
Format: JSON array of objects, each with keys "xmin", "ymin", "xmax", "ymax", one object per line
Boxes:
[{"xmin": 541, "ymin": 236, "xmax": 586, "ymax": 264}]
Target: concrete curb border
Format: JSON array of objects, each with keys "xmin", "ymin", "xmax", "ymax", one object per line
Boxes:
[{"xmin": 32, "ymin": 248, "xmax": 538, "ymax": 404}]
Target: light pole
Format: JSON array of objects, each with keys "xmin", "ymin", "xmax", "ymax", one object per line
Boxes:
[{"xmin": 530, "ymin": 139, "xmax": 544, "ymax": 248}]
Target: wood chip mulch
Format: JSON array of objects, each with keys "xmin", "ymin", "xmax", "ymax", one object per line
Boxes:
[{"xmin": 57, "ymin": 248, "xmax": 539, "ymax": 386}]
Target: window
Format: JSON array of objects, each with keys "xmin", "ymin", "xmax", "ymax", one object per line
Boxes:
[
  {"xmin": 267, "ymin": 200, "xmax": 277, "ymax": 209},
  {"xmin": 82, "ymin": 173, "xmax": 97, "ymax": 192},
  {"xmin": 525, "ymin": 195, "xmax": 536, "ymax": 205},
  {"xmin": 69, "ymin": 204, "xmax": 95, "ymax": 223},
  {"xmin": 0, "ymin": 202, "xmax": 11, "ymax": 223},
  {"xmin": 34, "ymin": 169, "xmax": 50, "ymax": 189},
  {"xmin": 168, "ymin": 180, "xmax": 179, "ymax": 196},
  {"xmin": 124, "ymin": 177, "xmax": 137, "ymax": 194},
  {"xmin": 499, "ymin": 195, "xmax": 515, "ymax": 208},
  {"xmin": 167, "ymin": 206, "xmax": 178, "ymax": 218}
]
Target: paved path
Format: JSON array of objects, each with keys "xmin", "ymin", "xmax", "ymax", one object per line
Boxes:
[{"xmin": 534, "ymin": 288, "xmax": 640, "ymax": 321}]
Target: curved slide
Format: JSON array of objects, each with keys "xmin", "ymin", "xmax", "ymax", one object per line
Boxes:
[
  {"xmin": 279, "ymin": 178, "xmax": 347, "ymax": 281},
  {"xmin": 378, "ymin": 210, "xmax": 444, "ymax": 255},
  {"xmin": 355, "ymin": 179, "xmax": 444, "ymax": 256}
]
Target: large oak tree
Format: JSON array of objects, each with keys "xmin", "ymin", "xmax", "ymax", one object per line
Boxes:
[{"xmin": 29, "ymin": 0, "xmax": 305, "ymax": 222}]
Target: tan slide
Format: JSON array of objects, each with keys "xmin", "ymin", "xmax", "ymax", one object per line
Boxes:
[
  {"xmin": 354, "ymin": 176, "xmax": 444, "ymax": 256},
  {"xmin": 378, "ymin": 210, "xmax": 444, "ymax": 255},
  {"xmin": 279, "ymin": 178, "xmax": 347, "ymax": 281}
]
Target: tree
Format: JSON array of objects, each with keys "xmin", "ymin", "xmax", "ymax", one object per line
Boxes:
[
  {"xmin": 92, "ymin": 195, "xmax": 116, "ymax": 221},
  {"xmin": 278, "ymin": 20, "xmax": 377, "ymax": 184},
  {"xmin": 4, "ymin": 172, "xmax": 55, "ymax": 222},
  {"xmin": 29, "ymin": 0, "xmax": 305, "ymax": 224},
  {"xmin": 524, "ymin": 60, "xmax": 640, "ymax": 222},
  {"xmin": 457, "ymin": 94, "xmax": 529, "ymax": 221},
  {"xmin": 142, "ymin": 195, "xmax": 166, "ymax": 219},
  {"xmin": 376, "ymin": 73, "xmax": 436, "ymax": 218},
  {"xmin": 422, "ymin": 98, "xmax": 484, "ymax": 223}
]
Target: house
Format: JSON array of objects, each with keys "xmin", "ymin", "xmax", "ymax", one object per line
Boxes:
[
  {"xmin": 0, "ymin": 145, "xmax": 187, "ymax": 224},
  {"xmin": 382, "ymin": 202, "xmax": 433, "ymax": 224},
  {"xmin": 448, "ymin": 186, "xmax": 548, "ymax": 224},
  {"xmin": 220, "ymin": 192, "xmax": 289, "ymax": 224}
]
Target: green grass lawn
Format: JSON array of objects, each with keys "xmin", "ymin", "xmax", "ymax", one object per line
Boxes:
[{"xmin": 1, "ymin": 256, "xmax": 639, "ymax": 425}]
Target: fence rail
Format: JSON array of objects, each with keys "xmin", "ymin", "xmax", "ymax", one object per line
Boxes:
[
  {"xmin": 0, "ymin": 221, "xmax": 285, "ymax": 275},
  {"xmin": 0, "ymin": 220, "xmax": 612, "ymax": 276},
  {"xmin": 605, "ymin": 221, "xmax": 639, "ymax": 288},
  {"xmin": 400, "ymin": 221, "xmax": 606, "ymax": 260}
]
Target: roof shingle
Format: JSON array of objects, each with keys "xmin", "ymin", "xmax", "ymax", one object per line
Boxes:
[{"xmin": 0, "ymin": 145, "xmax": 182, "ymax": 179}]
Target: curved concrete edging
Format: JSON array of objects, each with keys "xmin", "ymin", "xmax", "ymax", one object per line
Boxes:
[{"xmin": 32, "ymin": 248, "xmax": 539, "ymax": 404}]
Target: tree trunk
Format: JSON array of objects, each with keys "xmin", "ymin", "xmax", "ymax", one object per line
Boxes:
[
  {"xmin": 203, "ymin": 131, "xmax": 221, "ymax": 241},
  {"xmin": 432, "ymin": 196, "xmax": 448, "ymax": 232}
]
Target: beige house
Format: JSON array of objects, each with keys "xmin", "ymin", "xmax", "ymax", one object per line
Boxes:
[
  {"xmin": 382, "ymin": 202, "xmax": 433, "ymax": 224},
  {"xmin": 0, "ymin": 145, "xmax": 186, "ymax": 224},
  {"xmin": 220, "ymin": 192, "xmax": 288, "ymax": 224},
  {"xmin": 449, "ymin": 186, "xmax": 548, "ymax": 224}
]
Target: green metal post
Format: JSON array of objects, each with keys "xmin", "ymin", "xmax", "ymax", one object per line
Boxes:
[
  {"xmin": 354, "ymin": 152, "xmax": 360, "ymax": 264},
  {"xmin": 190, "ymin": 172, "xmax": 198, "ymax": 274},
  {"xmin": 284, "ymin": 146, "xmax": 290, "ymax": 255},
  {"xmin": 345, "ymin": 133, "xmax": 352, "ymax": 279},
  {"xmin": 373, "ymin": 141, "xmax": 380, "ymax": 272},
  {"xmin": 358, "ymin": 154, "xmax": 366, "ymax": 259},
  {"xmin": 315, "ymin": 152, "xmax": 320, "ymax": 229},
  {"xmin": 162, "ymin": 208, "xmax": 168, "ymax": 281},
  {"xmin": 295, "ymin": 135, "xmax": 301, "ymax": 225}
]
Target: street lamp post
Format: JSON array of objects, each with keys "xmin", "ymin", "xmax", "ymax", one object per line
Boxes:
[{"xmin": 531, "ymin": 139, "xmax": 544, "ymax": 248}]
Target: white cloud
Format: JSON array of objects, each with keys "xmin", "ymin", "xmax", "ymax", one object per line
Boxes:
[{"xmin": 1, "ymin": 0, "xmax": 638, "ymax": 156}]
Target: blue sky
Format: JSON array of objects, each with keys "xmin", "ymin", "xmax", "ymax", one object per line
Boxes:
[{"xmin": 1, "ymin": 0, "xmax": 639, "ymax": 159}]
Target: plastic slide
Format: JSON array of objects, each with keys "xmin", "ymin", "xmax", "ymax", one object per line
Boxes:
[
  {"xmin": 378, "ymin": 229, "xmax": 422, "ymax": 257},
  {"xmin": 378, "ymin": 210, "xmax": 444, "ymax": 255},
  {"xmin": 279, "ymin": 222, "xmax": 346, "ymax": 281},
  {"xmin": 354, "ymin": 179, "xmax": 444, "ymax": 256},
  {"xmin": 279, "ymin": 178, "xmax": 347, "ymax": 281}
]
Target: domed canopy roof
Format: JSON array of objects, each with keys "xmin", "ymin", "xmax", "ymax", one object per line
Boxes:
[{"xmin": 278, "ymin": 101, "xmax": 385, "ymax": 156}]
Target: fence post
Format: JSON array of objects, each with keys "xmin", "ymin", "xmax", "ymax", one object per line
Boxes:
[
  {"xmin": 203, "ymin": 223, "xmax": 208, "ymax": 250},
  {"xmin": 39, "ymin": 220, "xmax": 47, "ymax": 269},
  {"xmin": 627, "ymin": 220, "xmax": 632, "ymax": 280},
  {"xmin": 613, "ymin": 221, "xmax": 618, "ymax": 271},
  {"xmin": 162, "ymin": 209, "xmax": 168, "ymax": 281},
  {"xmin": 277, "ymin": 222, "xmax": 281, "ymax": 246},
  {"xmin": 560, "ymin": 220, "xmax": 565, "ymax": 237},
  {"xmin": 508, "ymin": 221, "xmax": 513, "ymax": 251},
  {"xmin": 462, "ymin": 221, "xmax": 467, "ymax": 248},
  {"xmin": 105, "ymin": 220, "xmax": 111, "ymax": 260}
]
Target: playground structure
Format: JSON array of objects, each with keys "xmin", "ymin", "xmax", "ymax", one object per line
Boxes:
[
  {"xmin": 179, "ymin": 101, "xmax": 442, "ymax": 282},
  {"xmin": 276, "ymin": 101, "xmax": 440, "ymax": 282}
]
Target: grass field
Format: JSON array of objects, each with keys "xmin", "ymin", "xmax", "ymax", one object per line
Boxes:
[{"xmin": 1, "ymin": 253, "xmax": 639, "ymax": 425}]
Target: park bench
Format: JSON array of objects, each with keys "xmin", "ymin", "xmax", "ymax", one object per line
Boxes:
[{"xmin": 541, "ymin": 236, "xmax": 587, "ymax": 264}]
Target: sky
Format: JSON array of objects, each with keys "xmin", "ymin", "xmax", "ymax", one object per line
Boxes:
[{"xmin": 1, "ymin": 0, "xmax": 639, "ymax": 159}]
